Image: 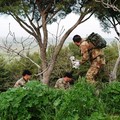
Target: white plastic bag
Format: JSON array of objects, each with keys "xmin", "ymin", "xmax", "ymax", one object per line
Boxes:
[{"xmin": 69, "ymin": 56, "xmax": 80, "ymax": 69}]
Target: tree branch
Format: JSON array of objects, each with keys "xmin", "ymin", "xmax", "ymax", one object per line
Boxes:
[{"xmin": 95, "ymin": 0, "xmax": 120, "ymax": 12}]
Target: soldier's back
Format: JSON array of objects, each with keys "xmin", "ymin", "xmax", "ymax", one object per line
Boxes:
[
  {"xmin": 55, "ymin": 78, "xmax": 70, "ymax": 89},
  {"xmin": 14, "ymin": 78, "xmax": 26, "ymax": 87}
]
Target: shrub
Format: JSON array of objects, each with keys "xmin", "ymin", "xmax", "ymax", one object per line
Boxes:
[
  {"xmin": 100, "ymin": 81, "xmax": 120, "ymax": 115},
  {"xmin": 56, "ymin": 79, "xmax": 104, "ymax": 120},
  {"xmin": 0, "ymin": 78, "xmax": 120, "ymax": 120},
  {"xmin": 0, "ymin": 81, "xmax": 64, "ymax": 120}
]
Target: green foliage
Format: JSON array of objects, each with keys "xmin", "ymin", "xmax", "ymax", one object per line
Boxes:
[
  {"xmin": 104, "ymin": 42, "xmax": 120, "ymax": 81},
  {"xmin": 0, "ymin": 0, "xmax": 97, "ymax": 25},
  {"xmin": 55, "ymin": 78, "xmax": 104, "ymax": 120},
  {"xmin": 0, "ymin": 55, "xmax": 13, "ymax": 92},
  {"xmin": 105, "ymin": 41, "xmax": 118, "ymax": 63},
  {"xmin": 94, "ymin": 0, "xmax": 120, "ymax": 32},
  {"xmin": 0, "ymin": 0, "xmax": 74, "ymax": 22},
  {"xmin": 1, "ymin": 78, "xmax": 120, "ymax": 120},
  {"xmin": 100, "ymin": 82, "xmax": 120, "ymax": 115},
  {"xmin": 0, "ymin": 80, "xmax": 63, "ymax": 120},
  {"xmin": 2, "ymin": 78, "xmax": 120, "ymax": 120},
  {"xmin": 6, "ymin": 52, "xmax": 40, "ymax": 76}
]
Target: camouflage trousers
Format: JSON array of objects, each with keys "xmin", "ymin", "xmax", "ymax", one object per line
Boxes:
[{"xmin": 86, "ymin": 56, "xmax": 105, "ymax": 84}]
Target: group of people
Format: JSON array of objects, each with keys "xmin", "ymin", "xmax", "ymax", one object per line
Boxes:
[{"xmin": 14, "ymin": 34, "xmax": 105, "ymax": 89}]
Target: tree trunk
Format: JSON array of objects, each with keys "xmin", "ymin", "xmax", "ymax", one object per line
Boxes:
[
  {"xmin": 109, "ymin": 56, "xmax": 120, "ymax": 82},
  {"xmin": 109, "ymin": 41, "xmax": 120, "ymax": 82},
  {"xmin": 10, "ymin": 3, "xmax": 94, "ymax": 85},
  {"xmin": 42, "ymin": 71, "xmax": 51, "ymax": 85},
  {"xmin": 39, "ymin": 10, "xmax": 93, "ymax": 85},
  {"xmin": 41, "ymin": 60, "xmax": 55, "ymax": 84}
]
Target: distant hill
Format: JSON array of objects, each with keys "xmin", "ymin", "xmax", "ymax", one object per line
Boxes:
[{"xmin": 0, "ymin": 37, "xmax": 115, "ymax": 54}]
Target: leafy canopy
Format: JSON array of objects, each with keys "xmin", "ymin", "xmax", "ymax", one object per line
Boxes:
[
  {"xmin": 0, "ymin": 0, "xmax": 97, "ymax": 23},
  {"xmin": 94, "ymin": 0, "xmax": 120, "ymax": 32}
]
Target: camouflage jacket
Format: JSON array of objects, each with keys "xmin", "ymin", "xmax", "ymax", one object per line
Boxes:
[
  {"xmin": 55, "ymin": 78, "xmax": 70, "ymax": 89},
  {"xmin": 79, "ymin": 40, "xmax": 105, "ymax": 65},
  {"xmin": 14, "ymin": 77, "xmax": 28, "ymax": 87}
]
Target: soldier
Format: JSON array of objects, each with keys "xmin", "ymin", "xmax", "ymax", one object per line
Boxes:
[
  {"xmin": 55, "ymin": 72, "xmax": 73, "ymax": 89},
  {"xmin": 72, "ymin": 35, "xmax": 105, "ymax": 84},
  {"xmin": 14, "ymin": 70, "xmax": 32, "ymax": 87}
]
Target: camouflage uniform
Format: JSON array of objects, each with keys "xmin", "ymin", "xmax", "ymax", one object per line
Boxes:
[
  {"xmin": 55, "ymin": 78, "xmax": 70, "ymax": 89},
  {"xmin": 14, "ymin": 77, "xmax": 29, "ymax": 87},
  {"xmin": 79, "ymin": 40, "xmax": 105, "ymax": 84}
]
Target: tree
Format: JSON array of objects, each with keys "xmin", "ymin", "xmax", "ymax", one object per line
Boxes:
[
  {"xmin": 95, "ymin": 0, "xmax": 120, "ymax": 12},
  {"xmin": 93, "ymin": 0, "xmax": 120, "ymax": 81},
  {"xmin": 109, "ymin": 41, "xmax": 120, "ymax": 81},
  {"xmin": 0, "ymin": 0, "xmax": 97, "ymax": 84}
]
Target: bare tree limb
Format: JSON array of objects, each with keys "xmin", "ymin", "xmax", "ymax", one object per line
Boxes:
[{"xmin": 0, "ymin": 25, "xmax": 40, "ymax": 69}]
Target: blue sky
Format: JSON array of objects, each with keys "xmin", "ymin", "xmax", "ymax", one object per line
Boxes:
[{"xmin": 0, "ymin": 13, "xmax": 117, "ymax": 39}]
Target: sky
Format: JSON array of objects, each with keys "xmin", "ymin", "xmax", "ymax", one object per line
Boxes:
[{"xmin": 0, "ymin": 13, "xmax": 117, "ymax": 40}]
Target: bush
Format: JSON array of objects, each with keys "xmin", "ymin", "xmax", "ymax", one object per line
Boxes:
[
  {"xmin": 55, "ymin": 78, "xmax": 105, "ymax": 120},
  {"xmin": 0, "ymin": 78, "xmax": 120, "ymax": 120},
  {"xmin": 0, "ymin": 81, "xmax": 64, "ymax": 120},
  {"xmin": 100, "ymin": 81, "xmax": 120, "ymax": 115}
]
